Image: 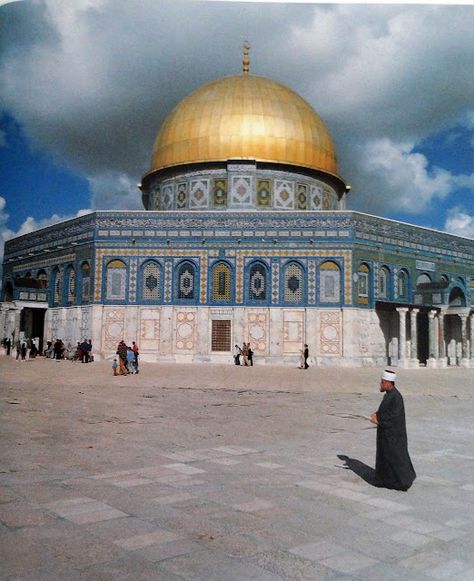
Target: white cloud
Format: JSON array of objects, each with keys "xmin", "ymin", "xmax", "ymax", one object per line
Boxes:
[
  {"xmin": 444, "ymin": 206, "xmax": 474, "ymax": 239},
  {"xmin": 346, "ymin": 138, "xmax": 455, "ymax": 214},
  {"xmin": 0, "ymin": 198, "xmax": 92, "ymax": 273}
]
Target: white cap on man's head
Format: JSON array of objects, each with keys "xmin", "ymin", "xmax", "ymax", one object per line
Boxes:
[{"xmin": 381, "ymin": 369, "xmax": 396, "ymax": 382}]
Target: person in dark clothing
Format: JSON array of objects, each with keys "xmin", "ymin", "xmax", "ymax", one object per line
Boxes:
[
  {"xmin": 116, "ymin": 340, "xmax": 128, "ymax": 375},
  {"xmin": 370, "ymin": 370, "xmax": 416, "ymax": 491},
  {"xmin": 53, "ymin": 339, "xmax": 64, "ymax": 360},
  {"xmin": 247, "ymin": 344, "xmax": 254, "ymax": 366},
  {"xmin": 20, "ymin": 342, "xmax": 27, "ymax": 360},
  {"xmin": 303, "ymin": 344, "xmax": 309, "ymax": 369},
  {"xmin": 80, "ymin": 339, "xmax": 90, "ymax": 363}
]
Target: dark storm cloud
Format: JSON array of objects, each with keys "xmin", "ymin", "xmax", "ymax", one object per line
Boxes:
[{"xmin": 0, "ymin": 0, "xmax": 473, "ymax": 222}]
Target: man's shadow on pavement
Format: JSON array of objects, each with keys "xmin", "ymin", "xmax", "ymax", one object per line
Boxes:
[{"xmin": 337, "ymin": 454, "xmax": 382, "ymax": 487}]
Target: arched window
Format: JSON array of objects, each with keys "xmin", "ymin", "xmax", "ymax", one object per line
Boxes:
[
  {"xmin": 37, "ymin": 270, "xmax": 47, "ymax": 289},
  {"xmin": 212, "ymin": 262, "xmax": 232, "ymax": 302},
  {"xmin": 248, "ymin": 262, "xmax": 268, "ymax": 302},
  {"xmin": 398, "ymin": 269, "xmax": 409, "ymax": 298},
  {"xmin": 284, "ymin": 261, "xmax": 304, "ymax": 303},
  {"xmin": 378, "ymin": 266, "xmax": 389, "ymax": 299},
  {"xmin": 319, "ymin": 261, "xmax": 341, "ymax": 303},
  {"xmin": 142, "ymin": 261, "xmax": 162, "ymax": 301},
  {"xmin": 416, "ymin": 273, "xmax": 431, "ymax": 286},
  {"xmin": 81, "ymin": 262, "xmax": 91, "ymax": 302},
  {"xmin": 52, "ymin": 267, "xmax": 62, "ymax": 306},
  {"xmin": 177, "ymin": 262, "xmax": 196, "ymax": 300},
  {"xmin": 67, "ymin": 266, "xmax": 76, "ymax": 304},
  {"xmin": 357, "ymin": 263, "xmax": 370, "ymax": 304},
  {"xmin": 106, "ymin": 260, "xmax": 127, "ymax": 301}
]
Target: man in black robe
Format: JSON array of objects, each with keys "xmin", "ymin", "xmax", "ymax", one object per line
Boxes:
[{"xmin": 370, "ymin": 370, "xmax": 416, "ymax": 491}]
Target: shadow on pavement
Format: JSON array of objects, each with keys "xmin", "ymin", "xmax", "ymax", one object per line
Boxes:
[{"xmin": 337, "ymin": 454, "xmax": 382, "ymax": 487}]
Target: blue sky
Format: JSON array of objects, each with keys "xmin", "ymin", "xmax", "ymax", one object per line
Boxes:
[{"xmin": 1, "ymin": 0, "xmax": 473, "ymax": 253}]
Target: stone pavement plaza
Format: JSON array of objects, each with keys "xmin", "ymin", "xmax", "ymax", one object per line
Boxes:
[{"xmin": 1, "ymin": 357, "xmax": 474, "ymax": 581}]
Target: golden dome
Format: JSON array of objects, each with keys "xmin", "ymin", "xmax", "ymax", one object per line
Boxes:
[{"xmin": 151, "ymin": 74, "xmax": 339, "ymax": 176}]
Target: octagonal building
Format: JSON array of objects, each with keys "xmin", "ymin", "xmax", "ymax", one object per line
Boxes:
[{"xmin": 1, "ymin": 60, "xmax": 473, "ymax": 367}]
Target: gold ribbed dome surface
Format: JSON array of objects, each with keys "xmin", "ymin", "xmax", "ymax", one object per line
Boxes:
[{"xmin": 151, "ymin": 74, "xmax": 338, "ymax": 175}]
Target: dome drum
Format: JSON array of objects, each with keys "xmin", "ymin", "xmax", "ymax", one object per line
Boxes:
[{"xmin": 141, "ymin": 160, "xmax": 342, "ymax": 212}]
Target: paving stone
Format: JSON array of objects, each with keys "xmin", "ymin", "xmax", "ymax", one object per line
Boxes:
[
  {"xmin": 319, "ymin": 551, "xmax": 379, "ymax": 574},
  {"xmin": 114, "ymin": 529, "xmax": 181, "ymax": 549},
  {"xmin": 233, "ymin": 498, "xmax": 273, "ymax": 512},
  {"xmin": 427, "ymin": 558, "xmax": 474, "ymax": 579},
  {"xmin": 390, "ymin": 530, "xmax": 434, "ymax": 548},
  {"xmin": 164, "ymin": 463, "xmax": 206, "ymax": 475}
]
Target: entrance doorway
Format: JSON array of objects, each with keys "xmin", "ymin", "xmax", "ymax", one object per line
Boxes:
[
  {"xmin": 417, "ymin": 311, "xmax": 429, "ymax": 364},
  {"xmin": 20, "ymin": 308, "xmax": 46, "ymax": 352}
]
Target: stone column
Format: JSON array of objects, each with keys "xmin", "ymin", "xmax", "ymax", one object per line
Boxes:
[
  {"xmin": 396, "ymin": 307, "xmax": 409, "ymax": 367},
  {"xmin": 427, "ymin": 309, "xmax": 438, "ymax": 368},
  {"xmin": 409, "ymin": 308, "xmax": 419, "ymax": 367},
  {"xmin": 437, "ymin": 309, "xmax": 448, "ymax": 368},
  {"xmin": 470, "ymin": 313, "xmax": 474, "ymax": 362},
  {"xmin": 460, "ymin": 313, "xmax": 469, "ymax": 367}
]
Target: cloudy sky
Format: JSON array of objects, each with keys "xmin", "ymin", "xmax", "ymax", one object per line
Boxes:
[{"xmin": 1, "ymin": 0, "xmax": 473, "ymax": 258}]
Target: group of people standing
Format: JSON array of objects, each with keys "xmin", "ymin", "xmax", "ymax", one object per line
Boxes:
[
  {"xmin": 233, "ymin": 342, "xmax": 253, "ymax": 366},
  {"xmin": 113, "ymin": 340, "xmax": 139, "ymax": 375}
]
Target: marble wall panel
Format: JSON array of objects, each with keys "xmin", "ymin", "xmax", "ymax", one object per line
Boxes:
[
  {"xmin": 139, "ymin": 308, "xmax": 161, "ymax": 352},
  {"xmin": 319, "ymin": 309, "xmax": 342, "ymax": 356},
  {"xmin": 283, "ymin": 309, "xmax": 305, "ymax": 354},
  {"xmin": 175, "ymin": 310, "xmax": 197, "ymax": 351},
  {"xmin": 246, "ymin": 311, "xmax": 268, "ymax": 354},
  {"xmin": 103, "ymin": 308, "xmax": 125, "ymax": 351}
]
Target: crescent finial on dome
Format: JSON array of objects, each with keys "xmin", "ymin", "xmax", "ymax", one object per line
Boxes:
[{"xmin": 243, "ymin": 40, "xmax": 250, "ymax": 75}]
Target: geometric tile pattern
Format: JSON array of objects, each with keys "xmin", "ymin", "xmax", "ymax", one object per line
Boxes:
[
  {"xmin": 308, "ymin": 260, "xmax": 316, "ymax": 304},
  {"xmin": 271, "ymin": 262, "xmax": 279, "ymax": 304},
  {"xmin": 296, "ymin": 183, "xmax": 308, "ymax": 210},
  {"xmin": 230, "ymin": 176, "xmax": 252, "ymax": 207},
  {"xmin": 320, "ymin": 309, "xmax": 342, "ymax": 355},
  {"xmin": 103, "ymin": 308, "xmax": 125, "ymax": 351},
  {"xmin": 189, "ymin": 179, "xmax": 210, "ymax": 209},
  {"xmin": 310, "ymin": 185, "xmax": 323, "ymax": 209},
  {"xmin": 235, "ymin": 249, "xmax": 352, "ymax": 305},
  {"xmin": 164, "ymin": 260, "xmax": 172, "ymax": 302},
  {"xmin": 176, "ymin": 182, "xmax": 188, "ymax": 209},
  {"xmin": 274, "ymin": 180, "xmax": 294, "ymax": 209},
  {"xmin": 129, "ymin": 258, "xmax": 138, "ymax": 303},
  {"xmin": 212, "ymin": 178, "xmax": 227, "ymax": 208}
]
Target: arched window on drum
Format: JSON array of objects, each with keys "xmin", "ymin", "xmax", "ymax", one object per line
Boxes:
[
  {"xmin": 248, "ymin": 261, "xmax": 269, "ymax": 303},
  {"xmin": 142, "ymin": 260, "xmax": 162, "ymax": 302},
  {"xmin": 318, "ymin": 261, "xmax": 341, "ymax": 304},
  {"xmin": 283, "ymin": 261, "xmax": 304, "ymax": 304},
  {"xmin": 212, "ymin": 262, "xmax": 232, "ymax": 303}
]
